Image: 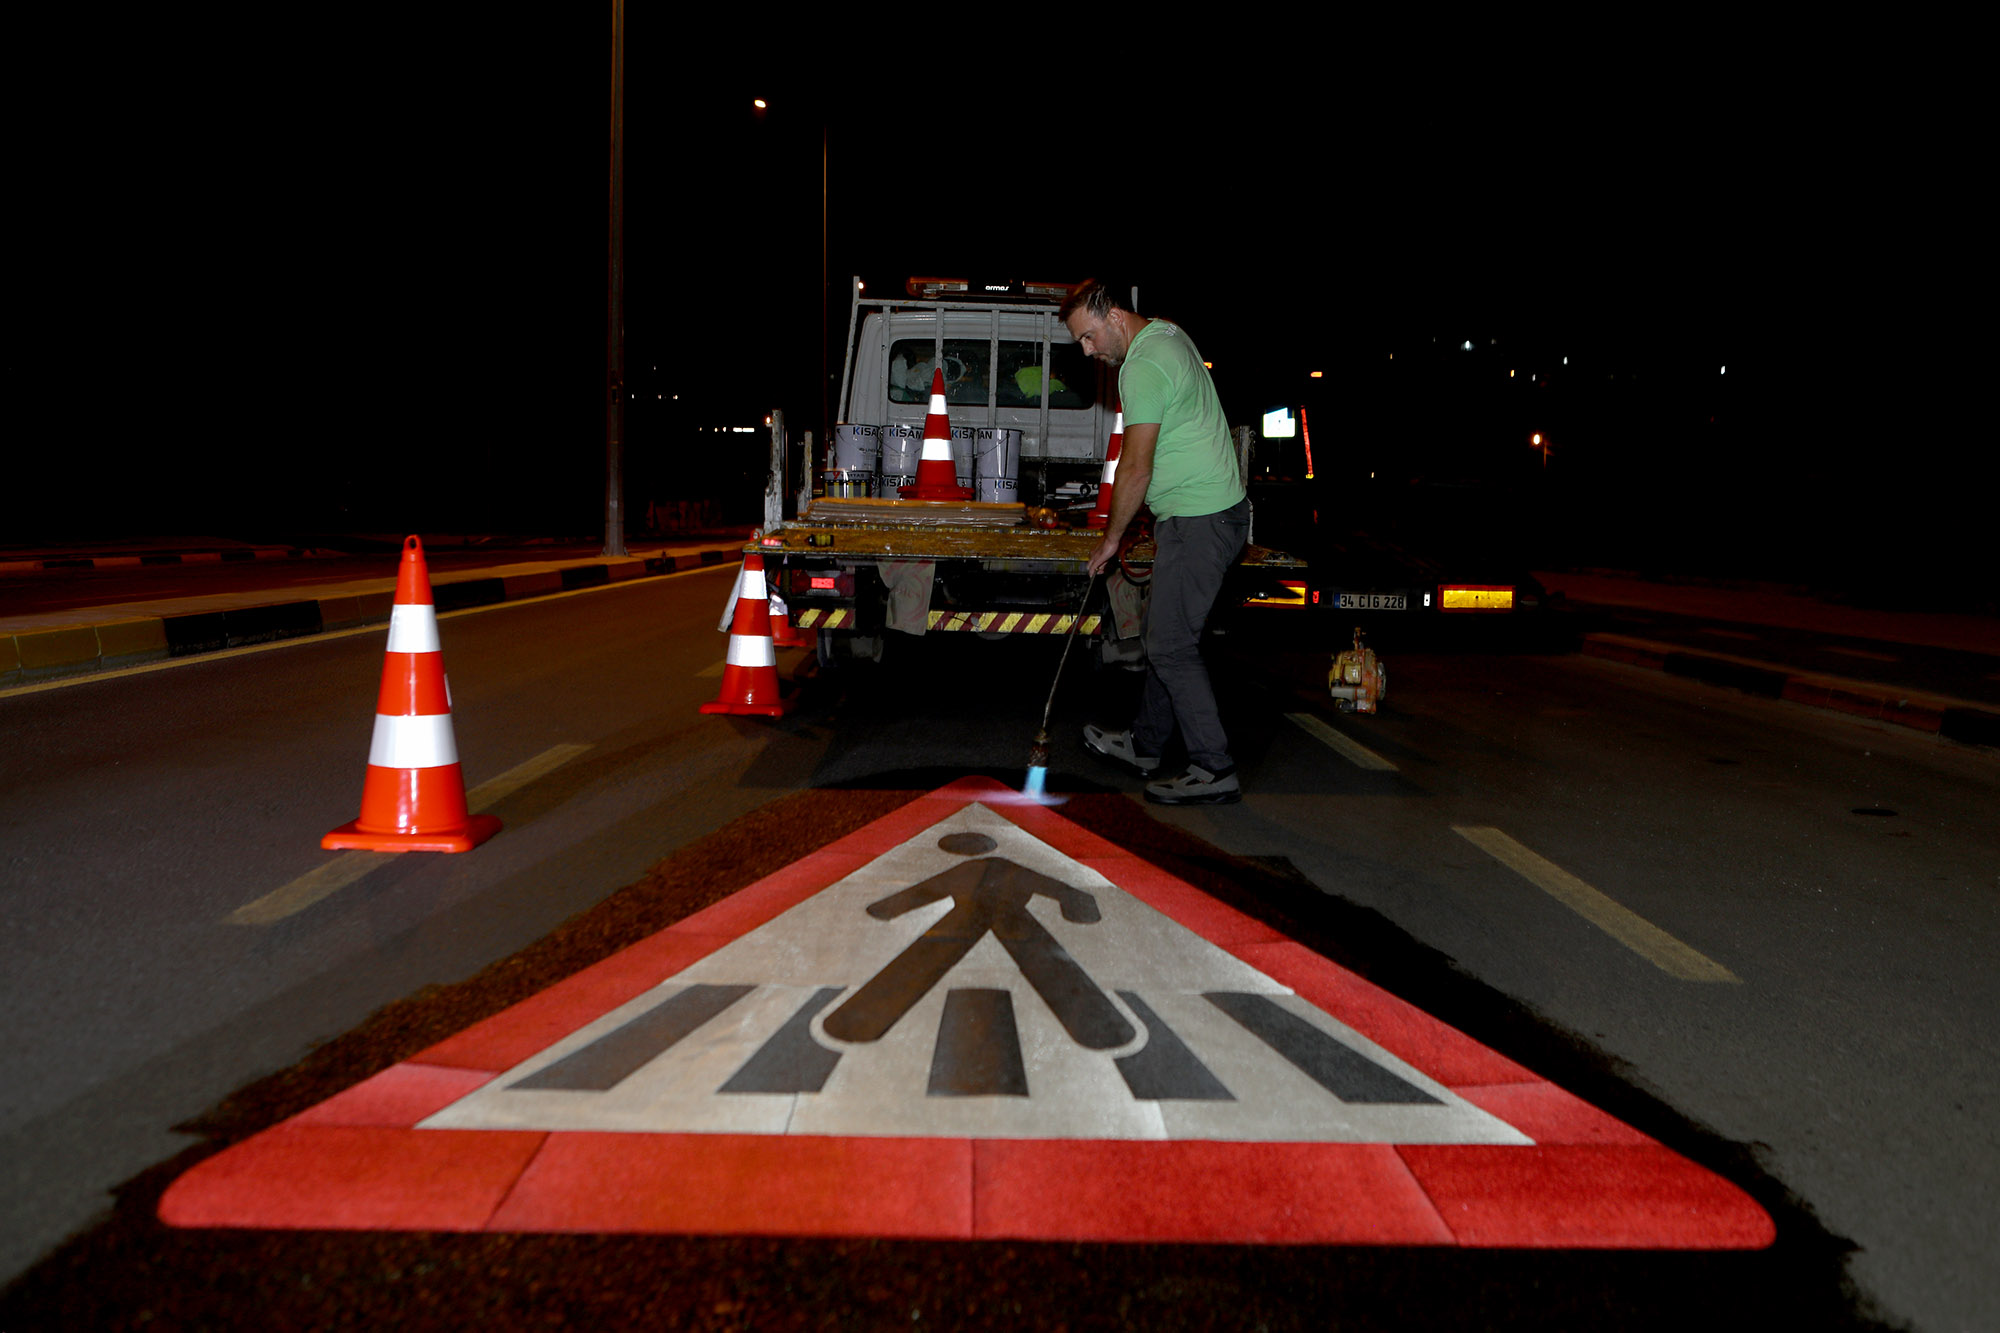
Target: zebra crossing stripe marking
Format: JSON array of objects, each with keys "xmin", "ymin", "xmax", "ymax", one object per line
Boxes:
[{"xmin": 159, "ymin": 779, "xmax": 1773, "ymax": 1248}]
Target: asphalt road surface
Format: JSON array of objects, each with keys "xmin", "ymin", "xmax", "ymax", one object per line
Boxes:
[{"xmin": 1, "ymin": 566, "xmax": 1993, "ymax": 1330}]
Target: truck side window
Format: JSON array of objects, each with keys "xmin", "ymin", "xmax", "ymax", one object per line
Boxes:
[
  {"xmin": 888, "ymin": 340, "xmax": 989, "ymax": 406},
  {"xmin": 887, "ymin": 339, "xmax": 1097, "ymax": 410},
  {"xmin": 998, "ymin": 340, "xmax": 1095, "ymax": 409}
]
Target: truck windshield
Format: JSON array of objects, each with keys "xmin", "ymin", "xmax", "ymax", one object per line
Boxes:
[{"xmin": 888, "ymin": 339, "xmax": 1097, "ymax": 410}]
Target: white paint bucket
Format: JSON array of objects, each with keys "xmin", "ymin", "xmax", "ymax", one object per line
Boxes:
[{"xmin": 974, "ymin": 428, "xmax": 1022, "ymax": 503}]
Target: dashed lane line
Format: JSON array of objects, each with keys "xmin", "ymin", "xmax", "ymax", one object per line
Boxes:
[
  {"xmin": 1451, "ymin": 825, "xmax": 1741, "ymax": 984},
  {"xmin": 224, "ymin": 743, "xmax": 591, "ymax": 925},
  {"xmin": 1285, "ymin": 712, "xmax": 1399, "ymax": 771}
]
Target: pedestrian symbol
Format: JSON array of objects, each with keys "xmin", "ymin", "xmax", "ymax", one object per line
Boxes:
[{"xmin": 823, "ymin": 833, "xmax": 1135, "ymax": 1052}]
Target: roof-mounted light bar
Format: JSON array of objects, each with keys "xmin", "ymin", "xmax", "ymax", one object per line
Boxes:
[{"xmin": 904, "ymin": 277, "xmax": 1081, "ymax": 301}]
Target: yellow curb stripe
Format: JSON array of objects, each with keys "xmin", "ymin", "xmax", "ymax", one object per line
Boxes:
[{"xmin": 0, "ymin": 562, "xmax": 733, "ymax": 699}]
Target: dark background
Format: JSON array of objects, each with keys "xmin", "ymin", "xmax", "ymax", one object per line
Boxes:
[{"xmin": 6, "ymin": 20, "xmax": 1975, "ymax": 603}]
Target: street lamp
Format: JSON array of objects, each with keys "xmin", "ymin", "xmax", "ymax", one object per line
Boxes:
[{"xmin": 603, "ymin": 0, "xmax": 627, "ymax": 556}]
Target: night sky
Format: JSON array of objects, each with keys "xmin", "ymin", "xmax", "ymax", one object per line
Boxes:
[{"xmin": 9, "ymin": 21, "xmax": 1967, "ymax": 596}]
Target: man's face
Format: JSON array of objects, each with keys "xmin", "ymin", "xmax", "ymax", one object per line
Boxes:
[{"xmin": 1066, "ymin": 307, "xmax": 1128, "ymax": 366}]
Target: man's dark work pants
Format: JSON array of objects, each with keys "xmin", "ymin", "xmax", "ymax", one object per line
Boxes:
[{"xmin": 1132, "ymin": 497, "xmax": 1250, "ymax": 773}]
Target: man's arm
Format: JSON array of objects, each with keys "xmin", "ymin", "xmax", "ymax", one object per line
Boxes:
[{"xmin": 1087, "ymin": 421, "xmax": 1157, "ymax": 575}]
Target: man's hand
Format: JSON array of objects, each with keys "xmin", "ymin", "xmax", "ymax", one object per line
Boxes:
[
  {"xmin": 1086, "ymin": 421, "xmax": 1157, "ymax": 576},
  {"xmin": 1087, "ymin": 532, "xmax": 1122, "ymax": 575}
]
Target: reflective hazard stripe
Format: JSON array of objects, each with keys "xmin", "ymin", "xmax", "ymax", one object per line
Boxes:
[
  {"xmin": 923, "ymin": 612, "xmax": 1102, "ymax": 634},
  {"xmin": 368, "ymin": 712, "xmax": 460, "ymax": 769},
  {"xmin": 385, "ymin": 604, "xmax": 441, "ymax": 654},
  {"xmin": 726, "ymin": 633, "xmax": 776, "ymax": 668},
  {"xmin": 786, "ymin": 610, "xmax": 1103, "ymax": 634},
  {"xmin": 740, "ymin": 566, "xmax": 768, "ymax": 601}
]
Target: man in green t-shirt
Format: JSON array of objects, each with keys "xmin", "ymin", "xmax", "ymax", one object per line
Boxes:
[{"xmin": 1061, "ymin": 279, "xmax": 1249, "ymax": 805}]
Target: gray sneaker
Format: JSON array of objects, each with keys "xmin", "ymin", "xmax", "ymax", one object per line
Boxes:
[
  {"xmin": 1082, "ymin": 724, "xmax": 1160, "ymax": 777},
  {"xmin": 1145, "ymin": 764, "xmax": 1241, "ymax": 805}
]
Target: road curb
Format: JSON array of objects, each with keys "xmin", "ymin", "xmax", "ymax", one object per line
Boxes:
[
  {"xmin": 2, "ymin": 548, "xmax": 739, "ymax": 688},
  {"xmin": 1580, "ymin": 632, "xmax": 2000, "ymax": 745},
  {"xmin": 0, "ymin": 546, "xmax": 335, "ymax": 572}
]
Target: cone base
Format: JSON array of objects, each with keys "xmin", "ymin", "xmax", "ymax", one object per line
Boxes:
[
  {"xmin": 322, "ymin": 813, "xmax": 503, "ymax": 854},
  {"xmin": 700, "ymin": 695, "xmax": 796, "ymax": 718},
  {"xmin": 898, "ymin": 483, "xmax": 973, "ymax": 500}
]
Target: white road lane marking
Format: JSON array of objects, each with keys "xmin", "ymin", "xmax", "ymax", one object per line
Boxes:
[
  {"xmin": 1825, "ymin": 645, "xmax": 1899, "ymax": 663},
  {"xmin": 225, "ymin": 743, "xmax": 591, "ymax": 925},
  {"xmin": 462, "ymin": 742, "xmax": 592, "ymax": 807},
  {"xmin": 1451, "ymin": 826, "xmax": 1740, "ymax": 983},
  {"xmin": 1285, "ymin": 712, "xmax": 1398, "ymax": 771}
]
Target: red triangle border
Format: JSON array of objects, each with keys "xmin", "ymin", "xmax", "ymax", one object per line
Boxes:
[{"xmin": 160, "ymin": 779, "xmax": 1774, "ymax": 1248}]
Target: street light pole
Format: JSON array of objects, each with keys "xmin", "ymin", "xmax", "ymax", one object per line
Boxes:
[
  {"xmin": 602, "ymin": 0, "xmax": 628, "ymax": 556},
  {"xmin": 822, "ymin": 121, "xmax": 830, "ymax": 453}
]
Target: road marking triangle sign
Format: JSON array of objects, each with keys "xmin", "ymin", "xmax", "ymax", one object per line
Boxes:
[{"xmin": 161, "ymin": 778, "xmax": 1773, "ymax": 1247}]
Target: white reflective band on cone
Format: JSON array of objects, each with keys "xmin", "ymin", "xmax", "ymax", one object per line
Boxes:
[
  {"xmin": 1100, "ymin": 456, "xmax": 1120, "ymax": 482},
  {"xmin": 385, "ymin": 603, "xmax": 442, "ymax": 654},
  {"xmin": 921, "ymin": 441, "xmax": 952, "ymax": 460},
  {"xmin": 929, "ymin": 392, "xmax": 947, "ymax": 414},
  {"xmin": 741, "ymin": 567, "xmax": 767, "ymax": 600},
  {"xmin": 367, "ymin": 711, "xmax": 461, "ymax": 768},
  {"xmin": 726, "ymin": 634, "xmax": 777, "ymax": 668},
  {"xmin": 719, "ymin": 565, "xmax": 746, "ymax": 631}
]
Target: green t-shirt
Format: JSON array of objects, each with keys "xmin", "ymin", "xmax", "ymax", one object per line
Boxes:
[{"xmin": 1118, "ymin": 320, "xmax": 1244, "ymax": 519}]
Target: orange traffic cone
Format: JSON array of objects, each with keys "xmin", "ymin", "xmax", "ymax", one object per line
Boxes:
[
  {"xmin": 323, "ymin": 536, "xmax": 501, "ymax": 853},
  {"xmin": 898, "ymin": 368, "xmax": 973, "ymax": 500},
  {"xmin": 702, "ymin": 552, "xmax": 795, "ymax": 717},
  {"xmin": 715, "ymin": 556, "xmax": 801, "ymax": 646},
  {"xmin": 769, "ymin": 587, "xmax": 806, "ymax": 648},
  {"xmin": 1086, "ymin": 399, "xmax": 1125, "ymax": 529}
]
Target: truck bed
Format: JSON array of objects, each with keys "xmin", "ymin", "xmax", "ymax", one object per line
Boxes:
[{"xmin": 756, "ymin": 498, "xmax": 1306, "ymax": 569}]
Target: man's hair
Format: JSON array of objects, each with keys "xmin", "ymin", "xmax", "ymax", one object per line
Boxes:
[{"xmin": 1058, "ymin": 279, "xmax": 1131, "ymax": 323}]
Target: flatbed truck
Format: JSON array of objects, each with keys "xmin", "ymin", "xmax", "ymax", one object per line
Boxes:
[{"xmin": 749, "ymin": 278, "xmax": 1307, "ymax": 663}]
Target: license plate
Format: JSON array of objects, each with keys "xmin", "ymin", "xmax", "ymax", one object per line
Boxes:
[{"xmin": 1335, "ymin": 592, "xmax": 1406, "ymax": 610}]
